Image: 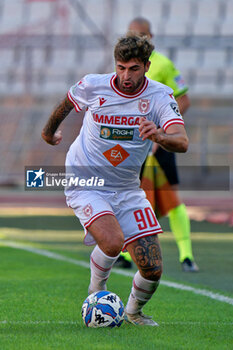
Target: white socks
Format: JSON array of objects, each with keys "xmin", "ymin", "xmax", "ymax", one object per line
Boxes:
[
  {"xmin": 89, "ymin": 247, "xmax": 160, "ymax": 314},
  {"xmin": 126, "ymin": 271, "xmax": 160, "ymax": 314},
  {"xmin": 89, "ymin": 245, "xmax": 119, "ymax": 294}
]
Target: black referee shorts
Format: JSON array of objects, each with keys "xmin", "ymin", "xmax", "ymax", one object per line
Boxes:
[{"xmin": 155, "ymin": 146, "xmax": 179, "ymax": 186}]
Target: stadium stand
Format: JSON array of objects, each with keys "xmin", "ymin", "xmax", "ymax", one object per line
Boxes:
[
  {"xmin": 0, "ymin": 0, "xmax": 231, "ymax": 98},
  {"xmin": 224, "ymin": 0, "xmax": 233, "ymax": 20},
  {"xmin": 168, "ymin": 0, "xmax": 196, "ymax": 20},
  {"xmin": 137, "ymin": 0, "xmax": 165, "ymax": 28},
  {"xmin": 195, "ymin": 0, "xmax": 221, "ymax": 21},
  {"xmin": 162, "ymin": 19, "xmax": 190, "ymax": 36},
  {"xmin": 0, "ymin": 0, "xmax": 232, "ymax": 187},
  {"xmin": 220, "ymin": 19, "xmax": 233, "ymax": 35}
]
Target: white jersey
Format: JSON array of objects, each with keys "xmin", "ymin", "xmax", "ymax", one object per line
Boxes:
[{"xmin": 65, "ymin": 73, "xmax": 184, "ymax": 193}]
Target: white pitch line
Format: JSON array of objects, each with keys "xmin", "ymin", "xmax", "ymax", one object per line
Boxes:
[
  {"xmin": 1, "ymin": 240, "xmax": 233, "ymax": 306},
  {"xmin": 0, "ymin": 320, "xmax": 232, "ymax": 326}
]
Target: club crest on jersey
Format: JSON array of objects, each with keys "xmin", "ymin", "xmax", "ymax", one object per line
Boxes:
[
  {"xmin": 83, "ymin": 203, "xmax": 93, "ymax": 217},
  {"xmin": 170, "ymin": 103, "xmax": 181, "ymax": 116},
  {"xmin": 138, "ymin": 99, "xmax": 150, "ymax": 114}
]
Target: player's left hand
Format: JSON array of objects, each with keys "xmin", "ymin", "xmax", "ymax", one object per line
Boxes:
[{"xmin": 139, "ymin": 117, "xmax": 164, "ymax": 143}]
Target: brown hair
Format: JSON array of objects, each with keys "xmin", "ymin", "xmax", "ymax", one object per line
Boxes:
[{"xmin": 114, "ymin": 34, "xmax": 154, "ymax": 65}]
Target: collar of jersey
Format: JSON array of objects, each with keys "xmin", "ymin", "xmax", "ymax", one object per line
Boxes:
[{"xmin": 110, "ymin": 74, "xmax": 149, "ymax": 98}]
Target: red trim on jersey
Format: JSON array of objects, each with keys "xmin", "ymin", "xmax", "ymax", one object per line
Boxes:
[
  {"xmin": 67, "ymin": 91, "xmax": 82, "ymax": 112},
  {"xmin": 133, "ymin": 280, "xmax": 155, "ymax": 294},
  {"xmin": 163, "ymin": 119, "xmax": 184, "ymax": 131},
  {"xmin": 90, "ymin": 256, "xmax": 112, "ymax": 272},
  {"xmin": 84, "ymin": 211, "xmax": 115, "ymax": 228},
  {"xmin": 122, "ymin": 228, "xmax": 163, "ymax": 251},
  {"xmin": 110, "ymin": 74, "xmax": 149, "ymax": 98}
]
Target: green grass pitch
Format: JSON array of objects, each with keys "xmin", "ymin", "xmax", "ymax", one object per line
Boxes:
[{"xmin": 0, "ymin": 213, "xmax": 232, "ymax": 350}]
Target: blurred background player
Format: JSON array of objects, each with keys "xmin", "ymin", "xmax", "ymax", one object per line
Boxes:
[{"xmin": 116, "ymin": 17, "xmax": 199, "ymax": 272}]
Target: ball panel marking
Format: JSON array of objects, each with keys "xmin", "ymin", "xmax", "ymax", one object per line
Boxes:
[{"xmin": 81, "ymin": 291, "xmax": 125, "ymax": 328}]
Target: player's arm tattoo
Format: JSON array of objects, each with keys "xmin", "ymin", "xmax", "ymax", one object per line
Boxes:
[
  {"xmin": 42, "ymin": 96, "xmax": 74, "ymax": 138},
  {"xmin": 130, "ymin": 236, "xmax": 162, "ymax": 280}
]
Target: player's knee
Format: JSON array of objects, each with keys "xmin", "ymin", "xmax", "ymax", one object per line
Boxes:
[
  {"xmin": 140, "ymin": 261, "xmax": 163, "ymax": 281},
  {"xmin": 104, "ymin": 235, "xmax": 124, "ymax": 257}
]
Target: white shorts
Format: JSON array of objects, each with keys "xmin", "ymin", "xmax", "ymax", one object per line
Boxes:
[{"xmin": 66, "ymin": 189, "xmax": 163, "ymax": 251}]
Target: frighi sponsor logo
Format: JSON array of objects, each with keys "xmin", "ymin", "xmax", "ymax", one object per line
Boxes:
[
  {"xmin": 93, "ymin": 113, "xmax": 140, "ymax": 126},
  {"xmin": 100, "ymin": 126, "xmax": 134, "ymax": 140}
]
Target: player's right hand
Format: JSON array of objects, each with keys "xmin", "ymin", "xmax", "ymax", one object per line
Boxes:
[{"xmin": 41, "ymin": 130, "xmax": 62, "ymax": 146}]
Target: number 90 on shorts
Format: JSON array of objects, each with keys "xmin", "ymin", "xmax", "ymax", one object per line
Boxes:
[{"xmin": 67, "ymin": 189, "xmax": 163, "ymax": 250}]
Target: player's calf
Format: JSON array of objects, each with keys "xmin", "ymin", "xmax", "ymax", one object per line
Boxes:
[
  {"xmin": 89, "ymin": 245, "xmax": 121, "ymax": 294},
  {"xmin": 127, "ymin": 235, "xmax": 163, "ymax": 281}
]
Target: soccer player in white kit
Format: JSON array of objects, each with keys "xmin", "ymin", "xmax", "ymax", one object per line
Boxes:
[{"xmin": 42, "ymin": 34, "xmax": 189, "ymax": 326}]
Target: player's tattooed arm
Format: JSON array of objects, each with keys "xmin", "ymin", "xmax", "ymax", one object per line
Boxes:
[{"xmin": 41, "ymin": 96, "xmax": 74, "ymax": 145}]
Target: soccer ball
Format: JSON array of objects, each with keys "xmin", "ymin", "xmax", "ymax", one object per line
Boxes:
[{"xmin": 81, "ymin": 290, "xmax": 125, "ymax": 328}]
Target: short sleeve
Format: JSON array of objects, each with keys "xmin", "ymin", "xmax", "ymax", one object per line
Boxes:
[
  {"xmin": 147, "ymin": 52, "xmax": 188, "ymax": 98},
  {"xmin": 156, "ymin": 92, "xmax": 185, "ymax": 131},
  {"xmin": 67, "ymin": 76, "xmax": 90, "ymax": 113}
]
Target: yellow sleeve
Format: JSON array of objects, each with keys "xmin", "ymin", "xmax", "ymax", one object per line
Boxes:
[{"xmin": 147, "ymin": 52, "xmax": 188, "ymax": 98}]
